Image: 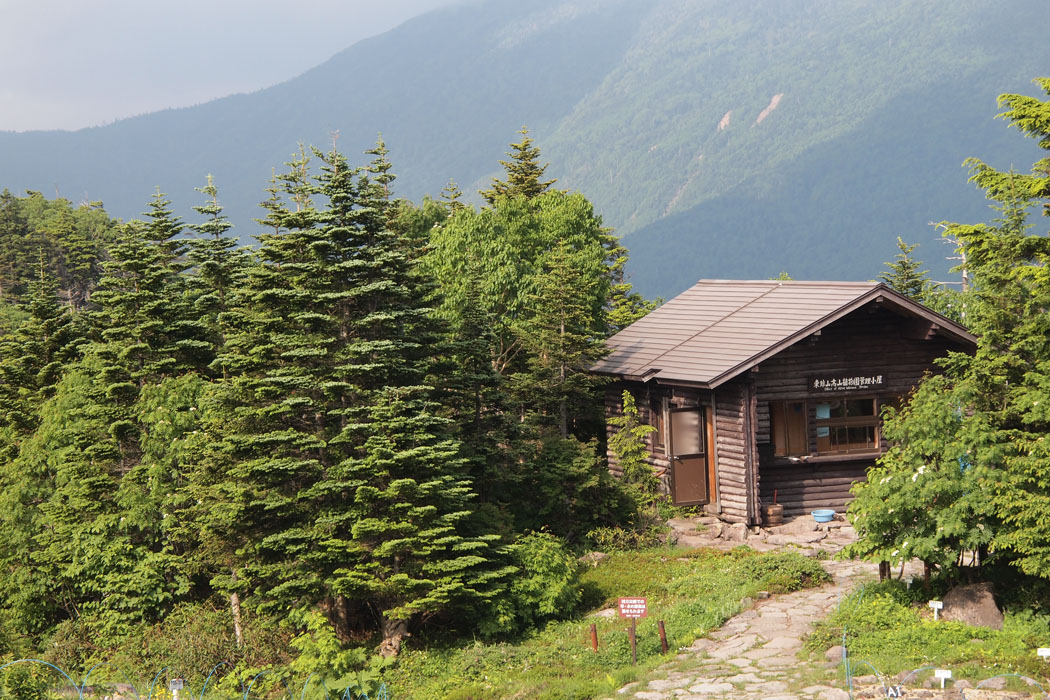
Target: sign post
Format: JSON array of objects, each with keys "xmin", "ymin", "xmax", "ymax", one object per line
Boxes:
[
  {"xmin": 928, "ymin": 600, "xmax": 943, "ymax": 621},
  {"xmin": 618, "ymin": 597, "xmax": 648, "ymax": 665}
]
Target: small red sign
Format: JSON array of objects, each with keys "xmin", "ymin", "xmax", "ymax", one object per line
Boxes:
[{"xmin": 618, "ymin": 597, "xmax": 648, "ymax": 619}]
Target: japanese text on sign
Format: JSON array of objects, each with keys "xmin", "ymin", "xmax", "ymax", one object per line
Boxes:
[
  {"xmin": 618, "ymin": 597, "xmax": 648, "ymax": 619},
  {"xmin": 809, "ymin": 374, "xmax": 884, "ymax": 393}
]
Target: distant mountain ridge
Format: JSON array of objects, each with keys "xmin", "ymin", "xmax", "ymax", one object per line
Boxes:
[{"xmin": 1, "ymin": 0, "xmax": 1047, "ymax": 298}]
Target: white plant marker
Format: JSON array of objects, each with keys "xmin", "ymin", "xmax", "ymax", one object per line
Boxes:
[
  {"xmin": 1038, "ymin": 647, "xmax": 1050, "ymax": 659},
  {"xmin": 929, "ymin": 600, "xmax": 943, "ymax": 621},
  {"xmin": 935, "ymin": 669, "xmax": 952, "ymax": 689}
]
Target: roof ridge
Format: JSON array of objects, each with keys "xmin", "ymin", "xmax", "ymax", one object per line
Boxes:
[{"xmin": 639, "ymin": 282, "xmax": 786, "ymax": 372}]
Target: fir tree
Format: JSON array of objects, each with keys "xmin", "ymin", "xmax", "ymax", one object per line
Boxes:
[
  {"xmin": 879, "ymin": 237, "xmax": 931, "ymax": 302},
  {"xmin": 479, "ymin": 127, "xmax": 556, "ymax": 204}
]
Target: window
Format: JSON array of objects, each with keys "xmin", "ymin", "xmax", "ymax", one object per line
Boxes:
[
  {"xmin": 771, "ymin": 401, "xmax": 807, "ymax": 457},
  {"xmin": 814, "ymin": 397, "xmax": 879, "ymax": 454},
  {"xmin": 650, "ymin": 399, "xmax": 666, "ymax": 452},
  {"xmin": 771, "ymin": 396, "xmax": 886, "ymax": 458}
]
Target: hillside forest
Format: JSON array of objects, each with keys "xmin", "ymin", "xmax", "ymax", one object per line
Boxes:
[{"xmin": 0, "ymin": 76, "xmax": 1048, "ymax": 694}]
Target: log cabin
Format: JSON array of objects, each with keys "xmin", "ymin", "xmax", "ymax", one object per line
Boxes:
[{"xmin": 591, "ymin": 280, "xmax": 976, "ymax": 524}]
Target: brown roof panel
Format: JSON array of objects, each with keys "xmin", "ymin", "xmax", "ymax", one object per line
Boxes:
[{"xmin": 592, "ymin": 279, "xmax": 976, "ymax": 386}]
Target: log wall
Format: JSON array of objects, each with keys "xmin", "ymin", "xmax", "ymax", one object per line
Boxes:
[
  {"xmin": 752, "ymin": 303, "xmax": 971, "ymax": 517},
  {"xmin": 713, "ymin": 377, "xmax": 754, "ymax": 524}
]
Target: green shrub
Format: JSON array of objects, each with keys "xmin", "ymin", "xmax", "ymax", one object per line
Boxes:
[
  {"xmin": 584, "ymin": 525, "xmax": 666, "ymax": 552},
  {"xmin": 733, "ymin": 551, "xmax": 831, "ymax": 593},
  {"xmin": 481, "ymin": 531, "xmax": 583, "ymax": 635}
]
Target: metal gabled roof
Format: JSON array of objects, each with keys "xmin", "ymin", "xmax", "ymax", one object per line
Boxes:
[{"xmin": 592, "ymin": 279, "xmax": 975, "ymax": 388}]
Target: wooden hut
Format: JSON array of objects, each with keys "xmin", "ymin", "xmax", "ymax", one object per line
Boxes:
[{"xmin": 592, "ymin": 280, "xmax": 975, "ymax": 524}]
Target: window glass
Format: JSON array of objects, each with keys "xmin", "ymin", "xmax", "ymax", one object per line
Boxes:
[
  {"xmin": 671, "ymin": 409, "xmax": 703, "ymax": 456},
  {"xmin": 650, "ymin": 400, "xmax": 665, "ymax": 451},
  {"xmin": 815, "ymin": 396, "xmax": 878, "ymax": 454}
]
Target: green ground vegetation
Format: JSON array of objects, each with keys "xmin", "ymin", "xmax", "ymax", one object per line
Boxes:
[
  {"xmin": 807, "ymin": 576, "xmax": 1050, "ymax": 687},
  {"xmin": 386, "ymin": 547, "xmax": 828, "ymax": 700}
]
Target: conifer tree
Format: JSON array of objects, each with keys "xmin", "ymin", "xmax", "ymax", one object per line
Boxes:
[
  {"xmin": 202, "ymin": 142, "xmax": 506, "ymax": 656},
  {"xmin": 879, "ymin": 237, "xmax": 931, "ymax": 302},
  {"xmin": 479, "ymin": 126, "xmax": 556, "ymax": 204}
]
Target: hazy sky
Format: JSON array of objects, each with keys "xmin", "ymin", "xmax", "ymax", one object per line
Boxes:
[{"xmin": 0, "ymin": 0, "xmax": 454, "ymax": 132}]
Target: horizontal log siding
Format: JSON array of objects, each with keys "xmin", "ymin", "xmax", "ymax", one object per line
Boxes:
[
  {"xmin": 714, "ymin": 378, "xmax": 750, "ymax": 523},
  {"xmin": 760, "ymin": 460, "xmax": 872, "ymax": 516},
  {"xmin": 753, "ymin": 304, "xmax": 970, "ymax": 515},
  {"xmin": 754, "ymin": 305, "xmax": 964, "ymax": 405}
]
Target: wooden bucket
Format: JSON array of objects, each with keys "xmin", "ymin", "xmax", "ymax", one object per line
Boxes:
[{"xmin": 761, "ymin": 503, "xmax": 784, "ymax": 526}]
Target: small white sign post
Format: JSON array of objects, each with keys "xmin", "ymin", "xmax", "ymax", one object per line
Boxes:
[
  {"xmin": 934, "ymin": 669, "xmax": 952, "ymax": 689},
  {"xmin": 169, "ymin": 678, "xmax": 185, "ymax": 700},
  {"xmin": 1038, "ymin": 647, "xmax": 1050, "ymax": 659},
  {"xmin": 928, "ymin": 600, "xmax": 943, "ymax": 621}
]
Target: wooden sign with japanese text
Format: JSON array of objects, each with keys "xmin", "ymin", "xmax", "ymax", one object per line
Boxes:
[{"xmin": 618, "ymin": 597, "xmax": 648, "ymax": 619}]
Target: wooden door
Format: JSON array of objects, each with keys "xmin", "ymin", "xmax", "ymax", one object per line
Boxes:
[{"xmin": 670, "ymin": 406, "xmax": 708, "ymax": 505}]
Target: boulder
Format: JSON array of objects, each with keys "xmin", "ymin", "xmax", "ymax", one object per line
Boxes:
[
  {"xmin": 722, "ymin": 522, "xmax": 750, "ymax": 542},
  {"xmin": 941, "ymin": 582, "xmax": 1004, "ymax": 630},
  {"xmin": 578, "ymin": 551, "xmax": 609, "ymax": 565},
  {"xmin": 824, "ymin": 644, "xmax": 845, "ymax": 668},
  {"xmin": 667, "ymin": 517, "xmax": 701, "ymax": 532}
]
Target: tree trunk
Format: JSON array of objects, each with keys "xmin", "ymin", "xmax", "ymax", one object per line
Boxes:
[
  {"xmin": 378, "ymin": 615, "xmax": 409, "ymax": 658},
  {"xmin": 229, "ymin": 571, "xmax": 244, "ymax": 649}
]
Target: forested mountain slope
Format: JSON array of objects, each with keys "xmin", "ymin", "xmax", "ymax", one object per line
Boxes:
[{"xmin": 1, "ymin": 0, "xmax": 1048, "ymax": 297}]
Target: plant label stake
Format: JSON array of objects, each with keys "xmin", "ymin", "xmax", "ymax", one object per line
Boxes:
[
  {"xmin": 928, "ymin": 600, "xmax": 943, "ymax": 620},
  {"xmin": 590, "ymin": 623, "xmax": 598, "ymax": 652},
  {"xmin": 1038, "ymin": 647, "xmax": 1050, "ymax": 659},
  {"xmin": 169, "ymin": 678, "xmax": 185, "ymax": 700},
  {"xmin": 935, "ymin": 669, "xmax": 951, "ymax": 689},
  {"xmin": 618, "ymin": 597, "xmax": 647, "ymax": 665}
]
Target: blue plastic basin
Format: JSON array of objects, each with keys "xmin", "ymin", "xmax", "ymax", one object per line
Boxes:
[{"xmin": 811, "ymin": 509, "xmax": 835, "ymax": 523}]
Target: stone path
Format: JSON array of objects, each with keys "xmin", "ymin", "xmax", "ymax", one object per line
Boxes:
[
  {"xmin": 604, "ymin": 556, "xmax": 880, "ymax": 700},
  {"xmin": 595, "ymin": 513, "xmax": 936, "ymax": 700}
]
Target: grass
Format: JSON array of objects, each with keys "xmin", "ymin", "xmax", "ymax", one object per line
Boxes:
[
  {"xmin": 805, "ymin": 579, "xmax": 1050, "ymax": 690},
  {"xmin": 386, "ymin": 546, "xmax": 829, "ymax": 700}
]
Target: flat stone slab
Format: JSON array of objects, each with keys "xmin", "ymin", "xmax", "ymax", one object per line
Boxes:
[{"xmin": 686, "ymin": 681, "xmax": 735, "ymax": 694}]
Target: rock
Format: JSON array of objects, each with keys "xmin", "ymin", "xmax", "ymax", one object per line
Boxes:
[
  {"xmin": 667, "ymin": 517, "xmax": 700, "ymax": 531},
  {"xmin": 824, "ymin": 645, "xmax": 845, "ymax": 664},
  {"xmin": 979, "ymin": 676, "xmax": 1007, "ymax": 689},
  {"xmin": 796, "ymin": 530, "xmax": 828, "ymax": 543},
  {"xmin": 587, "ymin": 607, "xmax": 617, "ymax": 618},
  {"xmin": 817, "ymin": 689, "xmax": 850, "ymax": 700},
  {"xmin": 779, "ymin": 518, "xmax": 818, "ymax": 534},
  {"xmin": 757, "ymin": 590, "xmax": 770, "ymax": 599},
  {"xmin": 723, "ymin": 522, "xmax": 749, "ymax": 541},
  {"xmin": 942, "ymin": 582, "xmax": 1004, "ymax": 630},
  {"xmin": 953, "ymin": 679, "xmax": 972, "ymax": 689},
  {"xmin": 687, "ymin": 681, "xmax": 734, "ymax": 694},
  {"xmin": 616, "ymin": 681, "xmax": 640, "ymax": 694},
  {"xmin": 579, "ymin": 551, "xmax": 609, "ymax": 564},
  {"xmin": 676, "ymin": 534, "xmax": 712, "ymax": 548}
]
